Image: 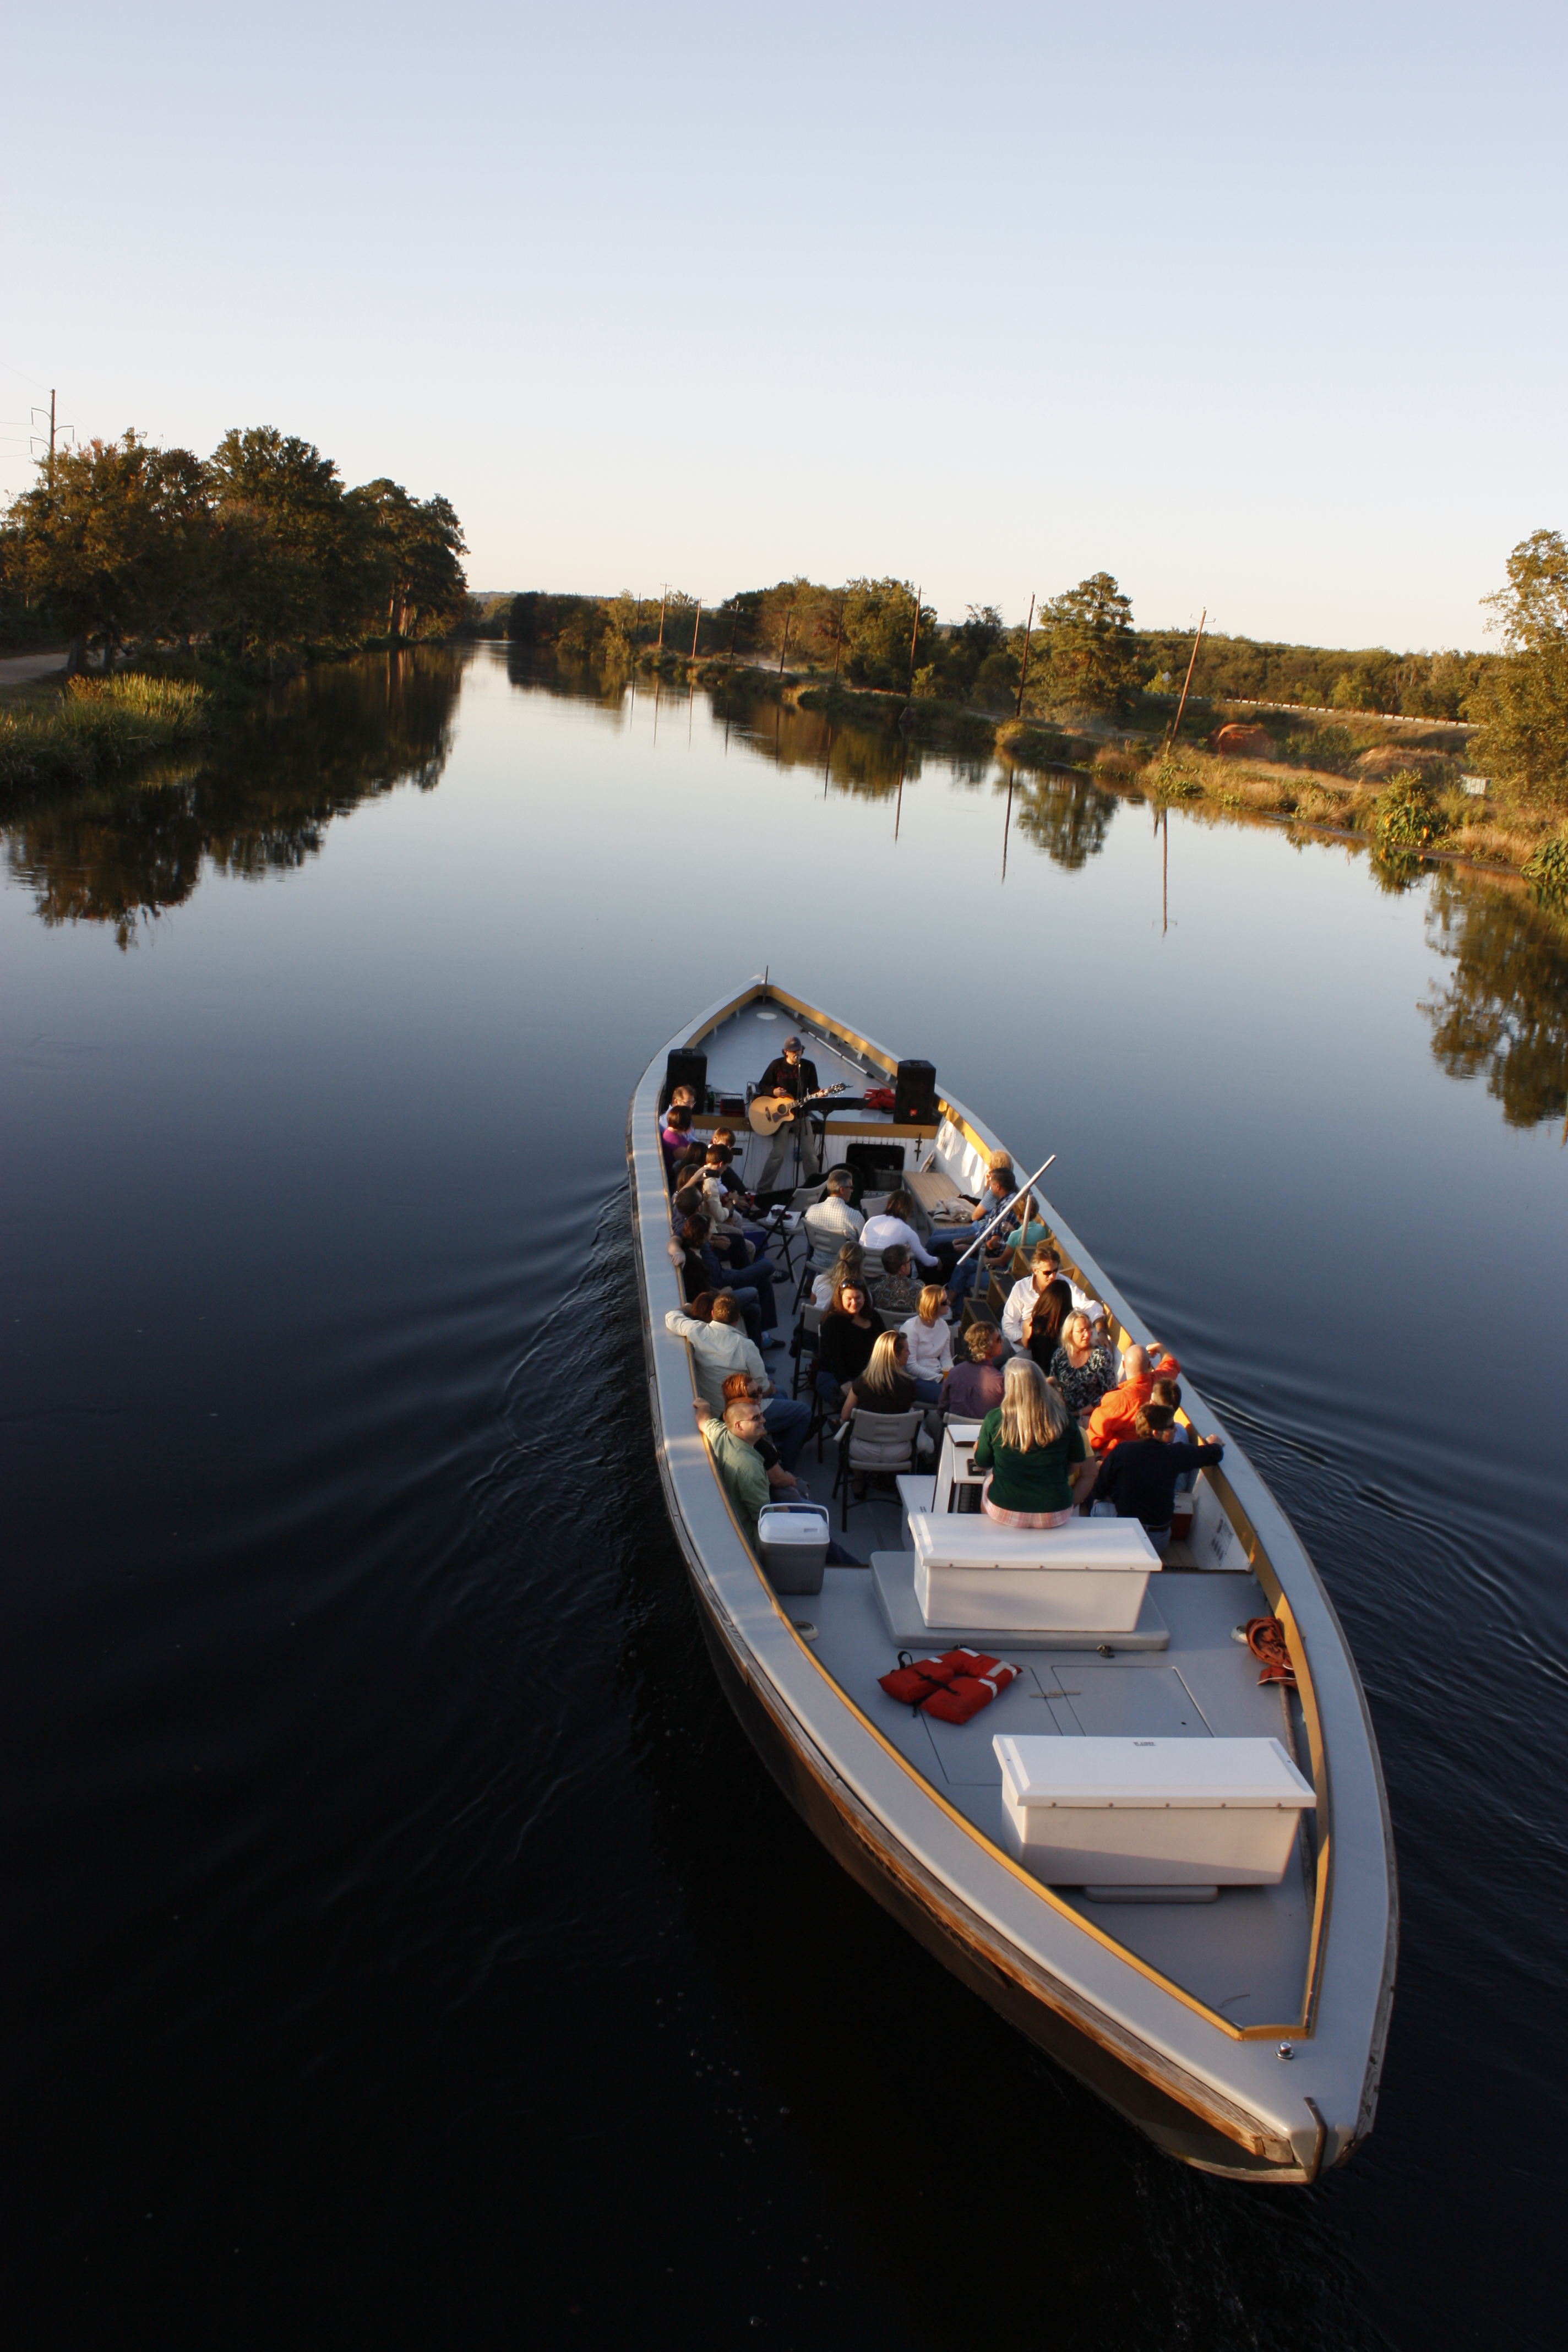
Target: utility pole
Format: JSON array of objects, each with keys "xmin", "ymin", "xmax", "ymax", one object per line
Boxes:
[
  {"xmin": 690, "ymin": 600, "xmax": 701, "ymax": 660},
  {"xmin": 906, "ymin": 584, "xmax": 922, "ymax": 698},
  {"xmin": 1169, "ymin": 608, "xmax": 1207, "ymax": 748},
  {"xmin": 1014, "ymin": 592, "xmax": 1035, "ymax": 718},
  {"xmin": 832, "ymin": 595, "xmax": 845, "ymax": 679},
  {"xmin": 47, "ymin": 388, "xmax": 55, "ymax": 494},
  {"xmin": 656, "ymin": 589, "xmax": 667, "ymax": 656},
  {"xmin": 777, "ymin": 606, "xmax": 792, "ymax": 676}
]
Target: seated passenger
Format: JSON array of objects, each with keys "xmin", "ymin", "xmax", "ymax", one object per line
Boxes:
[
  {"xmin": 667, "ymin": 1213, "xmax": 773, "ymax": 1342},
  {"xmin": 899, "ymin": 1283, "xmax": 954, "ymax": 1402},
  {"xmin": 805, "ymin": 1170, "xmax": 864, "ymax": 1251},
  {"xmin": 860, "ymin": 1188, "xmax": 951, "ymax": 1277},
  {"xmin": 660, "ymin": 1104, "xmax": 695, "ymax": 1173},
  {"xmin": 839, "ymin": 1327, "xmax": 921, "ymax": 1423},
  {"xmin": 1001, "ymin": 1243, "xmax": 1107, "ymax": 1348},
  {"xmin": 1021, "ymin": 1276, "xmax": 1074, "ymax": 1371},
  {"xmin": 1049, "ymin": 1311, "xmax": 1118, "ymax": 1422},
  {"xmin": 1086, "ymin": 1345, "xmax": 1182, "ymax": 1455},
  {"xmin": 812, "ymin": 1240, "xmax": 867, "ymax": 1311},
  {"xmin": 998, "ymin": 1194, "xmax": 1051, "ymax": 1257},
  {"xmin": 700, "ymin": 1392, "xmax": 862, "ymax": 1564},
  {"xmin": 871, "ymin": 1243, "xmax": 924, "ymax": 1319},
  {"xmin": 665, "ymin": 1293, "xmax": 767, "ymax": 1415},
  {"xmin": 945, "ymin": 1161, "xmax": 1021, "ymax": 1307},
  {"xmin": 720, "ymin": 1370, "xmax": 809, "ymax": 1493},
  {"xmin": 668, "ymin": 1083, "xmax": 699, "ymax": 1117},
  {"xmin": 815, "ymin": 1277, "xmax": 879, "ymax": 1409},
  {"xmin": 974, "ymin": 1357, "xmax": 1098, "ymax": 1528},
  {"xmin": 1090, "ymin": 1405, "xmax": 1224, "ymax": 1553},
  {"xmin": 699, "ymin": 1395, "xmax": 772, "ymax": 1550},
  {"xmin": 938, "ymin": 1321, "xmax": 1007, "ymax": 1422}
]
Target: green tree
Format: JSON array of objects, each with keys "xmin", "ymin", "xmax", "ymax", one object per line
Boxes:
[
  {"xmin": 1037, "ymin": 573, "xmax": 1136, "ymax": 713},
  {"xmin": 351, "ymin": 480, "xmax": 467, "ymax": 641},
  {"xmin": 840, "ymin": 578, "xmax": 929, "ymax": 690},
  {"xmin": 1467, "ymin": 529, "xmax": 1568, "ymax": 803},
  {"xmin": 205, "ymin": 428, "xmax": 368, "ymax": 663},
  {"xmin": 4, "ymin": 432, "xmax": 210, "ymax": 672}
]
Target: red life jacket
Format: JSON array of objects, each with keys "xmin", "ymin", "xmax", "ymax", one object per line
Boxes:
[{"xmin": 879, "ymin": 1647, "xmax": 1021, "ymax": 1722}]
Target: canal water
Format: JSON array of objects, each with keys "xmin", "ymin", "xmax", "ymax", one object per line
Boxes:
[{"xmin": 4, "ymin": 647, "xmax": 1564, "ymax": 2348}]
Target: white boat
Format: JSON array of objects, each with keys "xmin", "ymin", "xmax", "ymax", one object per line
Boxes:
[{"xmin": 629, "ymin": 981, "xmax": 1397, "ymax": 2181}]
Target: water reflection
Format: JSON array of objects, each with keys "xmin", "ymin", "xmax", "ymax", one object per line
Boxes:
[
  {"xmin": 1009, "ymin": 769, "xmax": 1121, "ymax": 869},
  {"xmin": 2, "ymin": 650, "xmax": 460, "ymax": 948},
  {"xmin": 1423, "ymin": 872, "xmax": 1568, "ymax": 1130}
]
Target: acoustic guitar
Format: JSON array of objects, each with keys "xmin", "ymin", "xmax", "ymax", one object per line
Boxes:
[{"xmin": 746, "ymin": 1082, "xmax": 848, "ymax": 1136}]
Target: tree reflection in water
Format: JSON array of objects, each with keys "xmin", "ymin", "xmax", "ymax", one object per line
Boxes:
[
  {"xmin": 1423, "ymin": 871, "xmax": 1568, "ymax": 1129},
  {"xmin": 1010, "ymin": 770, "xmax": 1121, "ymax": 869},
  {"xmin": 3, "ymin": 651, "xmax": 461, "ymax": 949}
]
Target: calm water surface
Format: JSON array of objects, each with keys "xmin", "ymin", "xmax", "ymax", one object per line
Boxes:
[{"xmin": 4, "ymin": 649, "xmax": 1565, "ymax": 2348}]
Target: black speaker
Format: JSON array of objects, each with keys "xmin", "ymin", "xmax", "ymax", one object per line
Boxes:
[
  {"xmin": 663, "ymin": 1049, "xmax": 707, "ymax": 1111},
  {"xmin": 846, "ymin": 1140, "xmax": 905, "ymax": 1182},
  {"xmin": 893, "ymin": 1058, "xmax": 938, "ymax": 1125}
]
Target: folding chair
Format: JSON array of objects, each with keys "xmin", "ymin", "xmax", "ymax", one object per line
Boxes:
[{"xmin": 828, "ymin": 1407, "xmax": 925, "ymax": 1533}]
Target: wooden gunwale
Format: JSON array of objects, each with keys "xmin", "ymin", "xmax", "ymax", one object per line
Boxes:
[{"xmin": 676, "ymin": 982, "xmax": 1329, "ymax": 2040}]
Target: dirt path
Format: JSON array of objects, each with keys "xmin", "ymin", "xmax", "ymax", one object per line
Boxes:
[{"xmin": 0, "ymin": 649, "xmax": 68, "ymax": 688}]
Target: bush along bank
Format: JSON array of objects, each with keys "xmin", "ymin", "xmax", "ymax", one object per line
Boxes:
[{"xmin": 0, "ymin": 673, "xmax": 211, "ymax": 798}]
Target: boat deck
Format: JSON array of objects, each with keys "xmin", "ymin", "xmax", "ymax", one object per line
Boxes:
[{"xmin": 694, "ymin": 995, "xmax": 1317, "ymax": 2029}]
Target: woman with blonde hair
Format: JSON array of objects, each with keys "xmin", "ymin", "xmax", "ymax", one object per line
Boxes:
[
  {"xmin": 1049, "ymin": 1310, "xmax": 1117, "ymax": 1422},
  {"xmin": 840, "ymin": 1328, "xmax": 920, "ymax": 1422},
  {"xmin": 900, "ymin": 1282, "xmax": 954, "ymax": 1400},
  {"xmin": 973, "ymin": 1357, "xmax": 1097, "ymax": 1527}
]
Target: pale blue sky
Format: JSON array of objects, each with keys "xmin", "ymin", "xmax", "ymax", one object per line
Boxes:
[{"xmin": 3, "ymin": 1, "xmax": 1562, "ymax": 649}]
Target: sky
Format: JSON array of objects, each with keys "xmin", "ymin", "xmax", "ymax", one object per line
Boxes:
[{"xmin": 2, "ymin": 1, "xmax": 1563, "ymax": 651}]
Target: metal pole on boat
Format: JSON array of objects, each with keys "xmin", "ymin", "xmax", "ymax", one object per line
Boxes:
[{"xmin": 948, "ymin": 1155, "xmax": 1057, "ymax": 1276}]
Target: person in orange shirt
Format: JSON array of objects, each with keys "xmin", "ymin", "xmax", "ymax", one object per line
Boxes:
[{"xmin": 1087, "ymin": 1345, "xmax": 1182, "ymax": 1455}]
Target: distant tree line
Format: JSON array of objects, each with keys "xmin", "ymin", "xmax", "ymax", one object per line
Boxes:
[
  {"xmin": 1, "ymin": 428, "xmax": 468, "ymax": 676},
  {"xmin": 508, "ymin": 533, "xmax": 1567, "ymax": 802}
]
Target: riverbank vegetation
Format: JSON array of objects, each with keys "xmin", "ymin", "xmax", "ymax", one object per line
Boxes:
[
  {"xmin": 1, "ymin": 427, "xmax": 467, "ymax": 679},
  {"xmin": 508, "ymin": 531, "xmax": 1568, "ymax": 891}
]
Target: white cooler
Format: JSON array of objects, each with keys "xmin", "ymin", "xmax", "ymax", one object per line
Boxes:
[
  {"xmin": 908, "ymin": 1512, "xmax": 1158, "ymax": 1632},
  {"xmin": 994, "ymin": 1735, "xmax": 1316, "ymax": 1886},
  {"xmin": 757, "ymin": 1502, "xmax": 830, "ymax": 1594}
]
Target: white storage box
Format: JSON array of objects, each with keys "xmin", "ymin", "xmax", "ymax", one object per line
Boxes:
[
  {"xmin": 994, "ymin": 1735, "xmax": 1315, "ymax": 1886},
  {"xmin": 909, "ymin": 1512, "xmax": 1158, "ymax": 1632},
  {"xmin": 757, "ymin": 1502, "xmax": 830, "ymax": 1594}
]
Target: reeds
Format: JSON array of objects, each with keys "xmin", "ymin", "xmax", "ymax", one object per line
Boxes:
[{"xmin": 0, "ymin": 671, "xmax": 211, "ymax": 795}]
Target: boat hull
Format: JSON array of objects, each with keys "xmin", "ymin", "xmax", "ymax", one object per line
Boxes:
[{"xmin": 630, "ymin": 981, "xmax": 1395, "ymax": 2182}]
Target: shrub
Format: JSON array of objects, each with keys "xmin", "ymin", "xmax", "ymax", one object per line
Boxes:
[
  {"xmin": 1521, "ymin": 830, "xmax": 1568, "ymax": 910},
  {"xmin": 1372, "ymin": 772, "xmax": 1447, "ymax": 854}
]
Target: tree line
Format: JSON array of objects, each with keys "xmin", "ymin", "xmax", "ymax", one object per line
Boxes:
[
  {"xmin": 508, "ymin": 535, "xmax": 1567, "ymax": 804},
  {"xmin": 1, "ymin": 428, "xmax": 469, "ymax": 676}
]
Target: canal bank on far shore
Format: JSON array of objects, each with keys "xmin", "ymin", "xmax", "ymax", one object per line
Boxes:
[{"xmin": 620, "ymin": 649, "xmax": 1568, "ymax": 907}]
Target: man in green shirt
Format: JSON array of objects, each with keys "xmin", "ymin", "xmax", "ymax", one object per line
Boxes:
[{"xmin": 701, "ymin": 1397, "xmax": 771, "ymax": 1549}]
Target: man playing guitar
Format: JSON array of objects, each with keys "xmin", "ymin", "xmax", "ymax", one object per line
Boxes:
[{"xmin": 753, "ymin": 1033, "xmax": 823, "ymax": 1191}]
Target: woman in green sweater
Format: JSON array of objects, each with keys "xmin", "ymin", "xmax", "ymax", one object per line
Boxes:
[{"xmin": 974, "ymin": 1359, "xmax": 1098, "ymax": 1528}]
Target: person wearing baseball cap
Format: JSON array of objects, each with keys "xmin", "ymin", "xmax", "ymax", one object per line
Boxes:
[{"xmin": 754, "ymin": 1033, "xmax": 821, "ymax": 1191}]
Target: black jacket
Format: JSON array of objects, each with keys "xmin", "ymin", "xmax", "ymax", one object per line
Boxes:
[{"xmin": 758, "ymin": 1053, "xmax": 819, "ymax": 1101}]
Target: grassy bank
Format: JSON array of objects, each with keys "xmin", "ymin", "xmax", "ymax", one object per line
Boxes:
[
  {"xmin": 692, "ymin": 663, "xmax": 1567, "ymax": 905},
  {"xmin": 0, "ymin": 673, "xmax": 213, "ymax": 801}
]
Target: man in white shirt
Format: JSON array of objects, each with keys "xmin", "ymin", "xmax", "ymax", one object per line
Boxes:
[
  {"xmin": 803, "ymin": 1171, "xmax": 863, "ymax": 1260},
  {"xmin": 665, "ymin": 1297, "xmax": 811, "ymax": 1464},
  {"xmin": 1000, "ymin": 1248, "xmax": 1108, "ymax": 1349}
]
